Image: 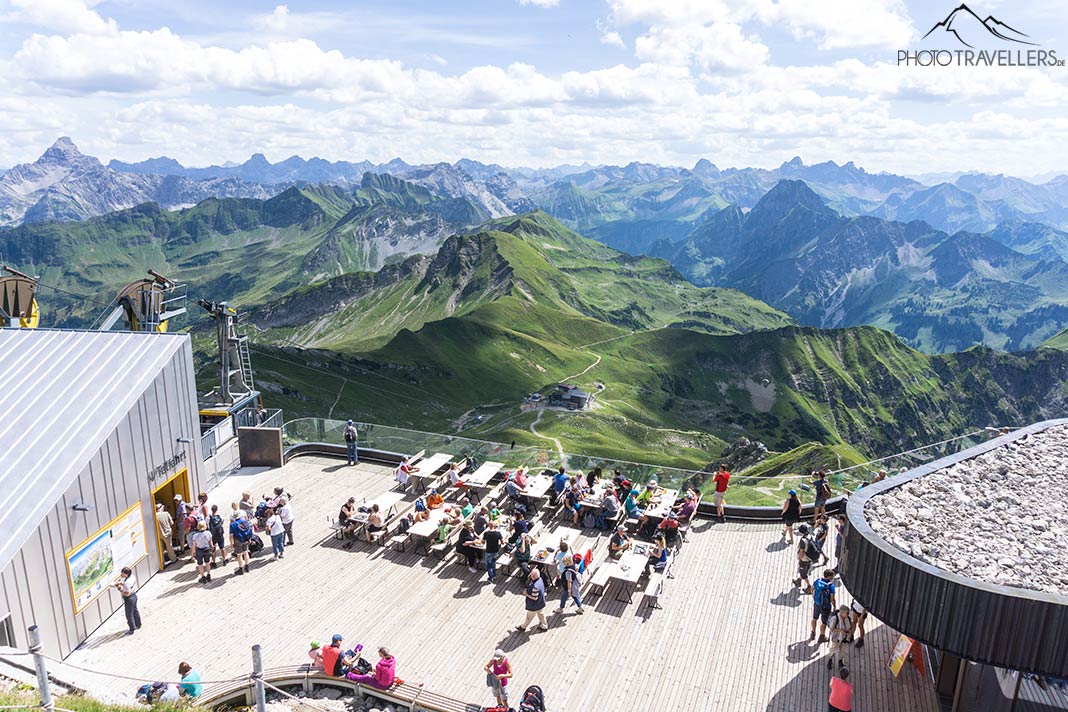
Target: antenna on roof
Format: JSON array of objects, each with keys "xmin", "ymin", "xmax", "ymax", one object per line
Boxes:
[
  {"xmin": 0, "ymin": 265, "xmax": 40, "ymax": 329},
  {"xmin": 97, "ymin": 270, "xmax": 188, "ymax": 333}
]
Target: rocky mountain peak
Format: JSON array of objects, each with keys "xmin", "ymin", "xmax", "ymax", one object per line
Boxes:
[{"xmin": 40, "ymin": 137, "xmax": 85, "ymax": 163}]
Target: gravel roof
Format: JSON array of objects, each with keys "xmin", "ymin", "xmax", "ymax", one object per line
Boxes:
[{"xmin": 865, "ymin": 424, "xmax": 1068, "ymax": 597}]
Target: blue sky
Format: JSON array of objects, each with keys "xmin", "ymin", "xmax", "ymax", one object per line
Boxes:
[{"xmin": 0, "ymin": 0, "xmax": 1065, "ymax": 176}]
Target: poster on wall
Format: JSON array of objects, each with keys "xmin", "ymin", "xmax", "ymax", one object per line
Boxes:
[{"xmin": 66, "ymin": 504, "xmax": 148, "ymax": 613}]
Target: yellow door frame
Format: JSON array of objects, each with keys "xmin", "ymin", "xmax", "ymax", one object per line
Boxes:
[{"xmin": 151, "ymin": 467, "xmax": 189, "ymax": 570}]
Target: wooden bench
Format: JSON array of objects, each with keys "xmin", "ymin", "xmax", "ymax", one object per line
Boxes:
[
  {"xmin": 642, "ymin": 571, "xmax": 664, "ymax": 609},
  {"xmin": 586, "ymin": 563, "xmax": 613, "ymax": 596}
]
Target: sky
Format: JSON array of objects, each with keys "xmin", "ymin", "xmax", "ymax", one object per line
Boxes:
[{"xmin": 0, "ymin": 0, "xmax": 1066, "ymax": 176}]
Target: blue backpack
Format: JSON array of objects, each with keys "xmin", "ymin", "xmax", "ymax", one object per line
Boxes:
[
  {"xmin": 814, "ymin": 579, "xmax": 834, "ymax": 608},
  {"xmin": 231, "ymin": 518, "xmax": 254, "ymax": 543}
]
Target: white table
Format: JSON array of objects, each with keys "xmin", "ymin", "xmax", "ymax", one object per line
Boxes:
[
  {"xmin": 466, "ymin": 461, "xmax": 503, "ymax": 488},
  {"xmin": 643, "ymin": 488, "xmax": 680, "ymax": 521},
  {"xmin": 409, "ymin": 452, "xmax": 452, "ymax": 493},
  {"xmin": 351, "ymin": 491, "xmax": 406, "ymax": 523},
  {"xmin": 608, "ymin": 547, "xmax": 649, "ymax": 602}
]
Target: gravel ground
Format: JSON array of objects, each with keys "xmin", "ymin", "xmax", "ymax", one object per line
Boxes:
[
  {"xmin": 865, "ymin": 424, "xmax": 1068, "ymax": 596},
  {"xmin": 261, "ymin": 688, "xmax": 400, "ymax": 712}
]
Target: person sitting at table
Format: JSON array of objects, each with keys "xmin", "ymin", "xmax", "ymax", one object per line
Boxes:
[
  {"xmin": 394, "ymin": 457, "xmax": 419, "ymax": 489},
  {"xmin": 564, "ymin": 479, "xmax": 582, "ymax": 525},
  {"xmin": 515, "ymin": 531, "xmax": 534, "ymax": 576},
  {"xmin": 587, "ymin": 466, "xmax": 601, "ymax": 489},
  {"xmin": 553, "ymin": 539, "xmax": 571, "ymax": 584},
  {"xmin": 673, "ymin": 492, "xmax": 697, "ymax": 524},
  {"xmin": 624, "ymin": 489, "xmax": 649, "ymax": 531},
  {"xmin": 460, "ymin": 497, "xmax": 474, "ymax": 518},
  {"xmin": 448, "ymin": 463, "xmax": 466, "ymax": 490},
  {"xmin": 505, "ymin": 472, "xmax": 521, "ymax": 499},
  {"xmin": 613, "ymin": 469, "xmax": 632, "ymax": 497},
  {"xmin": 597, "ymin": 488, "xmax": 620, "ymax": 530},
  {"xmin": 435, "ymin": 519, "xmax": 452, "ymax": 544},
  {"xmin": 444, "ymin": 506, "xmax": 464, "ymax": 527},
  {"xmin": 514, "ymin": 466, "xmax": 529, "ymax": 488},
  {"xmin": 457, "ymin": 521, "xmax": 481, "ymax": 572},
  {"xmin": 509, "ymin": 511, "xmax": 529, "ymax": 545},
  {"xmin": 413, "ymin": 496, "xmax": 429, "ymax": 522},
  {"xmin": 489, "ymin": 507, "xmax": 502, "ymax": 524},
  {"xmin": 658, "ymin": 512, "xmax": 680, "ymax": 547},
  {"xmin": 339, "ymin": 497, "xmax": 358, "ymax": 536},
  {"xmin": 645, "ymin": 530, "xmax": 669, "ymax": 575},
  {"xmin": 637, "ymin": 479, "xmax": 660, "ymax": 507},
  {"xmin": 473, "ymin": 506, "xmax": 489, "ymax": 535},
  {"xmin": 365, "ymin": 504, "xmax": 385, "ymax": 542},
  {"xmin": 609, "ymin": 525, "xmax": 632, "ymax": 558},
  {"xmin": 426, "ymin": 488, "xmax": 445, "ymax": 510}
]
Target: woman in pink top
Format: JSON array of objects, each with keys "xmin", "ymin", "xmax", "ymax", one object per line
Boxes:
[
  {"xmin": 346, "ymin": 647, "xmax": 396, "ymax": 689},
  {"xmin": 828, "ymin": 667, "xmax": 853, "ymax": 711},
  {"xmin": 484, "ymin": 648, "xmax": 512, "ymax": 708}
]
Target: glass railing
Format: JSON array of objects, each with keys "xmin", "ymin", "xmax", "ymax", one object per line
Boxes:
[{"xmin": 283, "ymin": 418, "xmax": 953, "ymax": 507}]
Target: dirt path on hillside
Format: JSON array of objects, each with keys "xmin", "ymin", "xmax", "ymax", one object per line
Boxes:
[{"xmin": 529, "ymin": 408, "xmax": 566, "ymax": 464}]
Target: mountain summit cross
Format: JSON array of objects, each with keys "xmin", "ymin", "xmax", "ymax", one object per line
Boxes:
[{"xmin": 921, "ymin": 3, "xmax": 1037, "ymax": 48}]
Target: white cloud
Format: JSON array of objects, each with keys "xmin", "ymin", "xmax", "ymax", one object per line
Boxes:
[
  {"xmin": 773, "ymin": 0, "xmax": 913, "ymax": 50},
  {"xmin": 4, "ymin": 0, "xmax": 115, "ymax": 35},
  {"xmin": 635, "ymin": 22, "xmax": 769, "ymax": 74},
  {"xmin": 518, "ymin": 0, "xmax": 560, "ymax": 7},
  {"xmin": 600, "ymin": 30, "xmax": 625, "ymax": 47}
]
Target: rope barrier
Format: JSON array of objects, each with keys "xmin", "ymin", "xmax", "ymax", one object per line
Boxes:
[
  {"xmin": 39, "ymin": 654, "xmax": 252, "ymax": 687},
  {"xmin": 261, "ymin": 680, "xmax": 337, "ymax": 712}
]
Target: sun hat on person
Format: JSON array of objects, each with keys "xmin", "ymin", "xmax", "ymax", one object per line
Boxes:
[
  {"xmin": 156, "ymin": 503, "xmax": 165, "ymax": 510},
  {"xmin": 493, "ymin": 648, "xmax": 505, "ymax": 660},
  {"xmin": 617, "ymin": 525, "xmax": 626, "ymax": 532}
]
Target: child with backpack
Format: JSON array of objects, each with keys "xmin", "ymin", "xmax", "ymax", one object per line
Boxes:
[{"xmin": 810, "ymin": 569, "xmax": 837, "ymax": 644}]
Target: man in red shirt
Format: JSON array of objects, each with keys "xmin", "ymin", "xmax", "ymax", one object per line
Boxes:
[
  {"xmin": 713, "ymin": 464, "xmax": 730, "ymax": 522},
  {"xmin": 321, "ymin": 634, "xmax": 345, "ymax": 676}
]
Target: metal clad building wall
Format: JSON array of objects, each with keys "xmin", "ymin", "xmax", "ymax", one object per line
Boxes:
[
  {"xmin": 0, "ymin": 336, "xmax": 204, "ymax": 659},
  {"xmin": 842, "ymin": 419, "xmax": 1068, "ymax": 678}
]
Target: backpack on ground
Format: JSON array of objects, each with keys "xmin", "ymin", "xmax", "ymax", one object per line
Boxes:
[
  {"xmin": 232, "ymin": 518, "xmax": 254, "ymax": 543},
  {"xmin": 582, "ymin": 511, "xmax": 596, "ymax": 529},
  {"xmin": 518, "ymin": 684, "xmax": 545, "ymax": 712},
  {"xmin": 247, "ymin": 533, "xmax": 264, "ymax": 553}
]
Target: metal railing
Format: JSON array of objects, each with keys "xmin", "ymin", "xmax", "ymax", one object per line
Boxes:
[{"xmin": 282, "ymin": 418, "xmax": 1013, "ymax": 507}]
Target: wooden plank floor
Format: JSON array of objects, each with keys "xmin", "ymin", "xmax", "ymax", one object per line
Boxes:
[{"xmin": 59, "ymin": 456, "xmax": 941, "ymax": 711}]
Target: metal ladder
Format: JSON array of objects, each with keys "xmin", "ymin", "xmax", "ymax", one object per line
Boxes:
[{"xmin": 237, "ymin": 336, "xmax": 255, "ymax": 392}]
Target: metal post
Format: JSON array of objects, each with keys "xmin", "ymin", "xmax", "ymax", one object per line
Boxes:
[
  {"xmin": 251, "ymin": 644, "xmax": 266, "ymax": 712},
  {"xmin": 28, "ymin": 626, "xmax": 53, "ymax": 711}
]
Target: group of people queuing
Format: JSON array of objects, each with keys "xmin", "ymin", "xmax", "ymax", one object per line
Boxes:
[
  {"xmin": 775, "ymin": 470, "xmax": 869, "ymax": 712},
  {"xmin": 154, "ymin": 487, "xmax": 296, "ymax": 585}
]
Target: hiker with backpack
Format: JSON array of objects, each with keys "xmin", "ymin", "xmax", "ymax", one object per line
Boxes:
[
  {"xmin": 343, "ymin": 419, "xmax": 359, "ymax": 465},
  {"xmin": 781, "ymin": 490, "xmax": 801, "ymax": 542},
  {"xmin": 810, "ymin": 569, "xmax": 837, "ymax": 644},
  {"xmin": 208, "ymin": 505, "xmax": 227, "ymax": 568},
  {"xmin": 794, "ymin": 523, "xmax": 825, "ymax": 593},
  {"xmin": 555, "ymin": 555, "xmax": 585, "ymax": 615},
  {"xmin": 229, "ymin": 511, "xmax": 253, "ymax": 574},
  {"xmin": 827, "ymin": 604, "xmax": 852, "ymax": 670},
  {"xmin": 812, "ymin": 470, "xmax": 832, "ymax": 519}
]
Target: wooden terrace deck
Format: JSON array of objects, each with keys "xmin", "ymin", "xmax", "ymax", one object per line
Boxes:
[{"xmin": 58, "ymin": 456, "xmax": 941, "ymax": 711}]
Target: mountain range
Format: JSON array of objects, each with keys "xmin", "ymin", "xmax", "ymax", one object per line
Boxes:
[
  {"xmin": 649, "ymin": 180, "xmax": 1068, "ymax": 352},
  {"xmin": 7, "ymin": 139, "xmax": 1068, "ymax": 242}
]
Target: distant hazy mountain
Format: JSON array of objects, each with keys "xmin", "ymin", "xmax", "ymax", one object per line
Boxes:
[
  {"xmin": 0, "ymin": 138, "xmax": 275, "ymax": 226},
  {"xmin": 654, "ymin": 180, "xmax": 1068, "ymax": 352}
]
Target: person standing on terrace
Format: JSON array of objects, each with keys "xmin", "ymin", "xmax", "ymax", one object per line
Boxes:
[
  {"xmin": 516, "ymin": 568, "xmax": 548, "ymax": 632},
  {"xmin": 812, "ymin": 470, "xmax": 831, "ymax": 519},
  {"xmin": 343, "ymin": 420, "xmax": 359, "ymax": 465},
  {"xmin": 713, "ymin": 465, "xmax": 730, "ymax": 522}
]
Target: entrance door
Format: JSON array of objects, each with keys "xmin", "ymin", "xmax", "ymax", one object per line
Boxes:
[{"xmin": 151, "ymin": 468, "xmax": 190, "ymax": 570}]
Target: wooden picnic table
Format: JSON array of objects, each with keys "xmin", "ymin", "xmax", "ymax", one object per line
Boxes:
[
  {"xmin": 518, "ymin": 474, "xmax": 553, "ymax": 500},
  {"xmin": 577, "ymin": 480, "xmax": 612, "ymax": 511},
  {"xmin": 350, "ymin": 491, "xmax": 406, "ymax": 523},
  {"xmin": 409, "ymin": 452, "xmax": 452, "ymax": 493},
  {"xmin": 465, "ymin": 461, "xmax": 503, "ymax": 488},
  {"xmin": 408, "ymin": 509, "xmax": 449, "ymax": 553},
  {"xmin": 607, "ymin": 545, "xmax": 650, "ymax": 602},
  {"xmin": 643, "ymin": 488, "xmax": 680, "ymax": 521}
]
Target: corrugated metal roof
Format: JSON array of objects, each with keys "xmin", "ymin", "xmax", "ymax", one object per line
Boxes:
[{"xmin": 0, "ymin": 329, "xmax": 189, "ymax": 574}]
